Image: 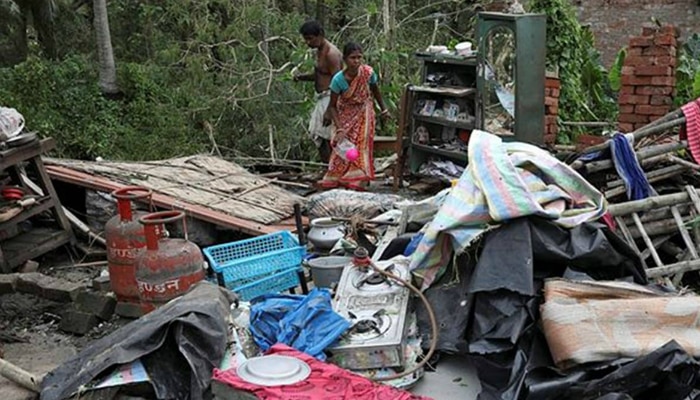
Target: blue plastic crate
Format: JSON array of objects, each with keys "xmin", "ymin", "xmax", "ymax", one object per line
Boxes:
[
  {"xmin": 233, "ymin": 267, "xmax": 302, "ymax": 301},
  {"xmin": 203, "ymin": 231, "xmax": 305, "ymax": 291}
]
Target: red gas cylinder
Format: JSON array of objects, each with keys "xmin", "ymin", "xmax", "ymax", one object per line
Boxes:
[
  {"xmin": 105, "ymin": 186, "xmax": 152, "ymax": 305},
  {"xmin": 135, "ymin": 210, "xmax": 205, "ymax": 313}
]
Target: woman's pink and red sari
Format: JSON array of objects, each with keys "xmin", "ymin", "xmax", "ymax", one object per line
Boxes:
[{"xmin": 320, "ymin": 65, "xmax": 376, "ymax": 190}]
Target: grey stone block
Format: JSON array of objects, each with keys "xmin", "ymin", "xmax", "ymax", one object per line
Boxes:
[
  {"xmin": 115, "ymin": 301, "xmax": 144, "ymax": 318},
  {"xmin": 0, "ymin": 273, "xmax": 18, "ymax": 295},
  {"xmin": 92, "ymin": 275, "xmax": 112, "ymax": 292},
  {"xmin": 75, "ymin": 290, "xmax": 117, "ymax": 321},
  {"xmin": 59, "ymin": 309, "xmax": 99, "ymax": 336},
  {"xmin": 16, "ymin": 272, "xmax": 82, "ymax": 302}
]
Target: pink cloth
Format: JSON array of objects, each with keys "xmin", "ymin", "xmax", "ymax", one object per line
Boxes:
[
  {"xmin": 213, "ymin": 344, "xmax": 432, "ymax": 400},
  {"xmin": 680, "ymin": 99, "xmax": 700, "ymax": 163}
]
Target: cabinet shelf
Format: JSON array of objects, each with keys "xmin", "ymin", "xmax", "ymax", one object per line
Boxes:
[
  {"xmin": 0, "ymin": 198, "xmax": 54, "ymax": 233},
  {"xmin": 413, "ymin": 113, "xmax": 475, "ymax": 130},
  {"xmin": 2, "ymin": 227, "xmax": 72, "ymax": 270},
  {"xmin": 411, "ymin": 142, "xmax": 467, "ymax": 162},
  {"xmin": 415, "ymin": 53, "xmax": 478, "ymax": 67},
  {"xmin": 411, "ymin": 85, "xmax": 476, "ymax": 98}
]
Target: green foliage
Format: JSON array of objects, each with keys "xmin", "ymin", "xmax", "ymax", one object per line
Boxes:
[
  {"xmin": 675, "ymin": 33, "xmax": 700, "ymax": 107},
  {"xmin": 2, "ymin": 0, "xmax": 481, "ymax": 161},
  {"xmin": 528, "ymin": 0, "xmax": 617, "ymax": 143},
  {"xmin": 608, "ymin": 48, "xmax": 626, "ymax": 92}
]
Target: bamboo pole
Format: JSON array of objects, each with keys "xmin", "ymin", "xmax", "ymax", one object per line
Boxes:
[
  {"xmin": 579, "ymin": 112, "xmax": 685, "ymax": 155},
  {"xmin": 606, "ymin": 164, "xmax": 689, "ymax": 189},
  {"xmin": 608, "ymin": 192, "xmax": 691, "ymax": 216},
  {"xmin": 646, "ymin": 259, "xmax": 700, "ymax": 278},
  {"xmin": 668, "ymin": 155, "xmax": 700, "ymax": 171},
  {"xmin": 604, "ymin": 165, "xmax": 689, "ymax": 198},
  {"xmin": 0, "ymin": 358, "xmax": 40, "ymax": 392},
  {"xmin": 585, "ymin": 141, "xmax": 687, "ymax": 173}
]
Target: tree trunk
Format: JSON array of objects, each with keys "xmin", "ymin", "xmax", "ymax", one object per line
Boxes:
[
  {"xmin": 315, "ymin": 0, "xmax": 324, "ymax": 26},
  {"xmin": 93, "ymin": 0, "xmax": 119, "ymax": 95}
]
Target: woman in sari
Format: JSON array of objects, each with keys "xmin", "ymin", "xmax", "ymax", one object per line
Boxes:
[{"xmin": 320, "ymin": 42, "xmax": 389, "ymax": 190}]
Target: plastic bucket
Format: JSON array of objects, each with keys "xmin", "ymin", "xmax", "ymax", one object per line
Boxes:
[{"xmin": 307, "ymin": 256, "xmax": 352, "ymax": 288}]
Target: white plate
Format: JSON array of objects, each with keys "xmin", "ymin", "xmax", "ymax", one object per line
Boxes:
[{"xmin": 236, "ymin": 355, "xmax": 311, "ymax": 386}]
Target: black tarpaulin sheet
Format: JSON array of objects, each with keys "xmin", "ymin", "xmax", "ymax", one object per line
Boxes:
[
  {"xmin": 415, "ymin": 216, "xmax": 672, "ymax": 399},
  {"xmin": 41, "ymin": 282, "xmax": 235, "ymax": 400}
]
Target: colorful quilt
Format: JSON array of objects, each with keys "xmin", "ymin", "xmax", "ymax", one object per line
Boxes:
[{"xmin": 409, "ymin": 130, "xmax": 607, "ymax": 290}]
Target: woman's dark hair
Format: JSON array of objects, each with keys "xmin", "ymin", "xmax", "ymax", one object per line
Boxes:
[
  {"xmin": 343, "ymin": 42, "xmax": 363, "ymax": 58},
  {"xmin": 299, "ymin": 20, "xmax": 324, "ymax": 37}
]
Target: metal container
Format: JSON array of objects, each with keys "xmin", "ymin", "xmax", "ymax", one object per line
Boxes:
[
  {"xmin": 135, "ymin": 210, "xmax": 205, "ymax": 313},
  {"xmin": 307, "ymin": 256, "xmax": 352, "ymax": 288},
  {"xmin": 307, "ymin": 218, "xmax": 345, "ymax": 250},
  {"xmin": 105, "ymin": 186, "xmax": 152, "ymax": 304}
]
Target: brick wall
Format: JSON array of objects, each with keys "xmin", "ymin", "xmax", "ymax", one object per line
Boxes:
[
  {"xmin": 617, "ymin": 26, "xmax": 678, "ymax": 132},
  {"xmin": 544, "ymin": 74, "xmax": 560, "ymax": 145},
  {"xmin": 571, "ymin": 0, "xmax": 699, "ymax": 67}
]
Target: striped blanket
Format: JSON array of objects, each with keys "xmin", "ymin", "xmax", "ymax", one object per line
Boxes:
[{"xmin": 409, "ymin": 130, "xmax": 607, "ymax": 290}]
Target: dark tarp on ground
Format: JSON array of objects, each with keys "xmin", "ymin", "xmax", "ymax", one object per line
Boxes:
[
  {"xmin": 41, "ymin": 282, "xmax": 235, "ymax": 400},
  {"xmin": 414, "ymin": 217, "xmax": 687, "ymax": 399}
]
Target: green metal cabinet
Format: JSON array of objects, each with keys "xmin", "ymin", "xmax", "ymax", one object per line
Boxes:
[
  {"xmin": 404, "ymin": 12, "xmax": 546, "ymax": 175},
  {"xmin": 476, "ymin": 12, "xmax": 547, "ymax": 145}
]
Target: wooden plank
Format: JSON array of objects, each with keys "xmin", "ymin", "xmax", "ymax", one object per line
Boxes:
[
  {"xmin": 0, "ymin": 198, "xmax": 54, "ymax": 232},
  {"xmin": 670, "ymin": 205, "xmax": 698, "ymax": 283},
  {"xmin": 29, "ymin": 156, "xmax": 75, "ymax": 243},
  {"xmin": 46, "ymin": 165, "xmax": 289, "ymax": 237},
  {"xmin": 0, "ymin": 138, "xmax": 55, "ymax": 171},
  {"xmin": 632, "ymin": 213, "xmax": 663, "ymax": 267},
  {"xmin": 2, "ymin": 228, "xmax": 72, "ymax": 270},
  {"xmin": 615, "ymin": 216, "xmax": 648, "ymax": 270}
]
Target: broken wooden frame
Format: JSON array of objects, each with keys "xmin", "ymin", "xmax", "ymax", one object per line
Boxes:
[{"xmin": 608, "ymin": 186, "xmax": 700, "ymax": 281}]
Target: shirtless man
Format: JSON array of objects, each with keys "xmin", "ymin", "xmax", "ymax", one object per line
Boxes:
[{"xmin": 294, "ymin": 20, "xmax": 342, "ymax": 163}]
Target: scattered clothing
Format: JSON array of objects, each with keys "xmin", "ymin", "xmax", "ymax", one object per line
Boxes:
[
  {"xmin": 248, "ymin": 288, "xmax": 350, "ymax": 361},
  {"xmin": 320, "ymin": 65, "xmax": 377, "ymax": 188},
  {"xmin": 610, "ymin": 132, "xmax": 655, "ymax": 200},
  {"xmin": 680, "ymin": 98, "xmax": 700, "ymax": 163},
  {"xmin": 409, "ymin": 130, "xmax": 606, "ymax": 290},
  {"xmin": 213, "ymin": 344, "xmax": 432, "ymax": 400}
]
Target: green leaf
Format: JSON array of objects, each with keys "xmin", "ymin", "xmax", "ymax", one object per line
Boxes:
[
  {"xmin": 608, "ymin": 48, "xmax": 626, "ymax": 91},
  {"xmin": 693, "ymin": 69, "xmax": 700, "ymax": 98}
]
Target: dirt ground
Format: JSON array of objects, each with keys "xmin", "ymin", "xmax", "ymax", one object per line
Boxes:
[{"xmin": 0, "ymin": 254, "xmax": 129, "ymax": 400}]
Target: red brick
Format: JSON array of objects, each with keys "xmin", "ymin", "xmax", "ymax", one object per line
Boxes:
[
  {"xmin": 651, "ymin": 76, "xmax": 675, "ymax": 86},
  {"xmin": 619, "ymin": 113, "xmax": 651, "ymax": 123},
  {"xmin": 642, "ymin": 27, "xmax": 658, "ymax": 36},
  {"xmin": 546, "ymin": 115, "xmax": 557, "ymax": 125},
  {"xmin": 621, "ymin": 75, "xmax": 653, "ymax": 86},
  {"xmin": 654, "ymin": 34, "xmax": 677, "ymax": 46},
  {"xmin": 653, "ymin": 56, "xmax": 677, "ymax": 67},
  {"xmin": 620, "ymin": 86, "xmax": 635, "ymax": 95},
  {"xmin": 634, "ymin": 123, "xmax": 649, "ymax": 130},
  {"xmin": 545, "ymin": 78, "xmax": 561, "ymax": 89},
  {"xmin": 643, "ymin": 46, "xmax": 677, "ymax": 57},
  {"xmin": 618, "ymin": 123, "xmax": 635, "ymax": 132},
  {"xmin": 621, "ymin": 66, "xmax": 635, "ymax": 75},
  {"xmin": 650, "ymin": 95, "xmax": 673, "ymax": 106},
  {"xmin": 624, "ymin": 56, "xmax": 647, "ymax": 66},
  {"xmin": 544, "ymin": 133, "xmax": 556, "ymax": 145},
  {"xmin": 635, "ymin": 65, "xmax": 673, "ymax": 76},
  {"xmin": 551, "ymin": 88, "xmax": 560, "ymax": 98},
  {"xmin": 545, "ymin": 88, "xmax": 552, "ymax": 96},
  {"xmin": 627, "ymin": 47, "xmax": 643, "ymax": 56},
  {"xmin": 660, "ymin": 26, "xmax": 680, "ymax": 38},
  {"xmin": 548, "ymin": 105, "xmax": 559, "ymax": 115},
  {"xmin": 636, "ymin": 85, "xmax": 673, "ymax": 96},
  {"xmin": 619, "ymin": 94, "xmax": 650, "ymax": 105},
  {"xmin": 545, "ymin": 96, "xmax": 557, "ymax": 106},
  {"xmin": 629, "ymin": 36, "xmax": 654, "ymax": 47},
  {"xmin": 619, "ymin": 105, "xmax": 635, "ymax": 114},
  {"xmin": 550, "ymin": 124, "xmax": 558, "ymax": 134},
  {"xmin": 636, "ymin": 104, "xmax": 670, "ymax": 116}
]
